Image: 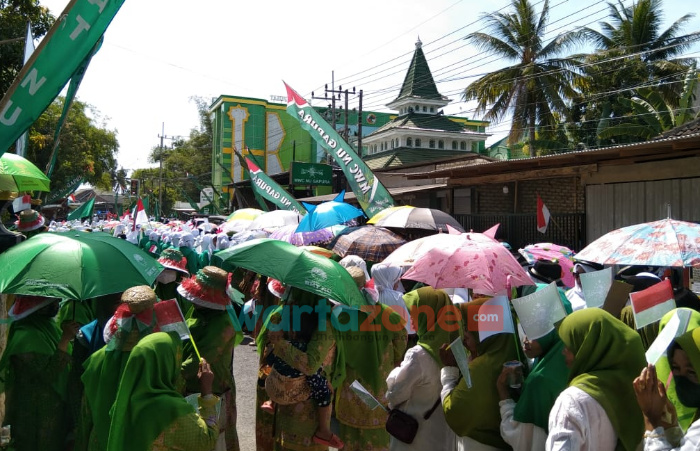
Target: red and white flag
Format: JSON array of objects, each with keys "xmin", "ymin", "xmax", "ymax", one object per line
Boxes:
[
  {"xmin": 630, "ymin": 278, "xmax": 675, "ymax": 329},
  {"xmin": 133, "ymin": 198, "xmax": 149, "ymax": 231},
  {"xmin": 12, "ymin": 194, "xmax": 32, "ymax": 212},
  {"xmin": 536, "ymin": 195, "xmax": 551, "ymax": 234},
  {"xmin": 121, "ymin": 209, "xmax": 130, "ymax": 221},
  {"xmin": 154, "ymin": 299, "xmax": 191, "ymax": 340}
]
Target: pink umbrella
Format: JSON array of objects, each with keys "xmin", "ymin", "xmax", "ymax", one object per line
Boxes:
[
  {"xmin": 382, "ymin": 231, "xmax": 498, "ymax": 267},
  {"xmin": 401, "ymin": 238, "xmax": 534, "ymax": 295},
  {"xmin": 518, "ymin": 243, "xmax": 576, "ymax": 288}
]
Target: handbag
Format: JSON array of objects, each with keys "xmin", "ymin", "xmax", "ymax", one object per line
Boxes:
[{"xmin": 385, "ymin": 397, "xmax": 441, "ymax": 444}]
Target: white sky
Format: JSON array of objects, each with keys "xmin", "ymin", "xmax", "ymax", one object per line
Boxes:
[{"xmin": 38, "ymin": 0, "xmax": 700, "ymax": 174}]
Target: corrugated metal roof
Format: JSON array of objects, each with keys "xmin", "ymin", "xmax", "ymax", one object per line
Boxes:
[{"xmin": 297, "ymin": 183, "xmax": 448, "ymax": 203}]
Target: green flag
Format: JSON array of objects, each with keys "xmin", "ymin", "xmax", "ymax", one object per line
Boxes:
[
  {"xmin": 0, "ymin": 0, "xmax": 127, "ymax": 157},
  {"xmin": 283, "ymin": 82, "xmax": 394, "ymax": 218},
  {"xmin": 244, "ymin": 156, "xmax": 306, "ymax": 215},
  {"xmin": 45, "ymin": 175, "xmax": 84, "ymax": 204},
  {"xmin": 67, "ymin": 196, "xmax": 95, "ymax": 221}
]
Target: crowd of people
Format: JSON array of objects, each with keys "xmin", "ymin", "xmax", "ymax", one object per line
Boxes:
[{"xmin": 1, "ymin": 208, "xmax": 700, "ymax": 451}]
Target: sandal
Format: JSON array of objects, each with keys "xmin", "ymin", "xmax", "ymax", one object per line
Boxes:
[
  {"xmin": 260, "ymin": 401, "xmax": 275, "ymax": 415},
  {"xmin": 312, "ymin": 433, "xmax": 344, "ymax": 449}
]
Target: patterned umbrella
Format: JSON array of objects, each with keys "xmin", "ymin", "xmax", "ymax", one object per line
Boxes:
[
  {"xmin": 332, "ymin": 226, "xmax": 406, "ymax": 262},
  {"xmin": 575, "ymin": 218, "xmax": 700, "ymax": 267},
  {"xmin": 382, "ymin": 232, "xmax": 497, "ymax": 267},
  {"xmin": 269, "ymin": 224, "xmax": 337, "ymax": 246},
  {"xmin": 402, "ymin": 238, "xmax": 534, "ymax": 295},
  {"xmin": 519, "ymin": 243, "xmax": 576, "ymax": 288},
  {"xmin": 367, "ymin": 206, "xmax": 465, "ymax": 233}
]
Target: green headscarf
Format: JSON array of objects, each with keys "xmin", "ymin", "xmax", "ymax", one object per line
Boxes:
[
  {"xmin": 0, "ymin": 310, "xmax": 70, "ymax": 401},
  {"xmin": 657, "ymin": 308, "xmax": 700, "ymax": 430},
  {"xmin": 337, "ymin": 304, "xmax": 405, "ymax": 392},
  {"xmin": 443, "ymin": 300, "xmax": 520, "ymax": 448},
  {"xmin": 620, "ymin": 305, "xmax": 660, "ymax": 350},
  {"xmin": 56, "ymin": 300, "xmax": 94, "ymax": 326},
  {"xmin": 402, "ymin": 287, "xmax": 460, "ymax": 366},
  {"xmin": 512, "ymin": 287, "xmax": 573, "ymax": 431},
  {"xmin": 558, "ymin": 309, "xmax": 645, "ymax": 451},
  {"xmin": 106, "ymin": 332, "xmax": 194, "ymax": 451},
  {"xmin": 81, "ymin": 346, "xmax": 131, "ymax": 450},
  {"xmin": 182, "ymin": 307, "xmax": 243, "ymax": 393}
]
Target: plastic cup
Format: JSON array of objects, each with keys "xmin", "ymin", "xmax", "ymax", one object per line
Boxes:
[{"xmin": 503, "ymin": 361, "xmax": 524, "ymax": 388}]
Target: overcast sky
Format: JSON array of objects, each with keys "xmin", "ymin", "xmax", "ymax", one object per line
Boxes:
[{"xmin": 38, "ymin": 0, "xmax": 700, "ymax": 174}]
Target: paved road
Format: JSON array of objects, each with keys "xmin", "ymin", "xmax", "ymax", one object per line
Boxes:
[{"xmin": 233, "ymin": 335, "xmax": 259, "ymax": 451}]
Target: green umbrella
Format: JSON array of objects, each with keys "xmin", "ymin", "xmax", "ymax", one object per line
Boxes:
[
  {"xmin": 0, "ymin": 232, "xmax": 164, "ymax": 300},
  {"xmin": 213, "ymin": 238, "xmax": 368, "ymax": 307},
  {"xmin": 0, "ymin": 153, "xmax": 51, "ymax": 192}
]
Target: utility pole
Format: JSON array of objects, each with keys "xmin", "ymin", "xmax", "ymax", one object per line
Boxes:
[
  {"xmin": 311, "ymin": 73, "xmax": 363, "ymax": 151},
  {"xmin": 157, "ymin": 123, "xmax": 179, "ymax": 220}
]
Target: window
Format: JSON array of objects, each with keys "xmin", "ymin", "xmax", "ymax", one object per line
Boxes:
[
  {"xmin": 430, "ymin": 107, "xmax": 434, "ymax": 113},
  {"xmin": 422, "ymin": 106, "xmax": 427, "ymax": 112},
  {"xmin": 460, "ymin": 141, "xmax": 467, "ymax": 150},
  {"xmin": 429, "ymin": 140, "xmax": 435, "ymax": 148},
  {"xmin": 438, "ymin": 140, "xmax": 444, "ymax": 149},
  {"xmin": 415, "ymin": 138, "xmax": 421, "ymax": 147},
  {"xmin": 407, "ymin": 137, "xmax": 413, "ymax": 146},
  {"xmin": 452, "ymin": 141, "xmax": 458, "ymax": 150}
]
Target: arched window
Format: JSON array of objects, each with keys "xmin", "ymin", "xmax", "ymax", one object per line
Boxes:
[
  {"xmin": 460, "ymin": 141, "xmax": 467, "ymax": 150},
  {"xmin": 415, "ymin": 138, "xmax": 422, "ymax": 147},
  {"xmin": 422, "ymin": 106, "xmax": 427, "ymax": 112},
  {"xmin": 438, "ymin": 140, "xmax": 444, "ymax": 149},
  {"xmin": 407, "ymin": 137, "xmax": 413, "ymax": 147},
  {"xmin": 429, "ymin": 140, "xmax": 435, "ymax": 149},
  {"xmin": 452, "ymin": 141, "xmax": 458, "ymax": 150}
]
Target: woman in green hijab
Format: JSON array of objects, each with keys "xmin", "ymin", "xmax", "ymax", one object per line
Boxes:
[
  {"xmin": 547, "ymin": 308, "xmax": 646, "ymax": 451},
  {"xmin": 634, "ymin": 327, "xmax": 700, "ymax": 449},
  {"xmin": 439, "ymin": 296, "xmax": 521, "ymax": 450},
  {"xmin": 497, "ymin": 294, "xmax": 573, "ymax": 451},
  {"xmin": 106, "ymin": 332, "xmax": 219, "ymax": 451},
  {"xmin": 386, "ymin": 287, "xmax": 458, "ymax": 451},
  {"xmin": 653, "ymin": 308, "xmax": 700, "ymax": 432},
  {"xmin": 0, "ymin": 295, "xmax": 79, "ymax": 451}
]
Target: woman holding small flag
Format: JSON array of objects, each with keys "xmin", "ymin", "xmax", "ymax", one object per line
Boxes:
[{"xmin": 178, "ymin": 266, "xmax": 244, "ymax": 451}]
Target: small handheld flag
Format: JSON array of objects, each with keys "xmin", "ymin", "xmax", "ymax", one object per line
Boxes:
[
  {"xmin": 630, "ymin": 279, "xmax": 675, "ymax": 329},
  {"xmin": 154, "ymin": 299, "xmax": 202, "ymax": 361}
]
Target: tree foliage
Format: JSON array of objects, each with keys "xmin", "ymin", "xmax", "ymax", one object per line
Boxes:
[{"xmin": 0, "ymin": 0, "xmax": 54, "ymax": 96}]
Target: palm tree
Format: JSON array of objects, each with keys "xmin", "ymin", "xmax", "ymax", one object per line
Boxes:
[{"xmin": 463, "ymin": 0, "xmax": 585, "ymax": 156}]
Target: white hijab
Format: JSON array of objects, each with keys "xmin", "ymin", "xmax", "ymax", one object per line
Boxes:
[
  {"xmin": 339, "ymin": 255, "xmax": 370, "ymax": 282},
  {"xmin": 371, "ymin": 263, "xmax": 414, "ymax": 334}
]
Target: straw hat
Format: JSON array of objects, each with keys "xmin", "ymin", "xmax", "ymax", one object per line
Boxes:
[
  {"xmin": 121, "ymin": 285, "xmax": 158, "ymax": 313},
  {"xmin": 8, "ymin": 295, "xmax": 58, "ymax": 320},
  {"xmin": 15, "ymin": 209, "xmax": 46, "ymax": 233},
  {"xmin": 177, "ymin": 266, "xmax": 232, "ymax": 310},
  {"xmin": 157, "ymin": 248, "xmax": 189, "ymax": 275},
  {"xmin": 346, "ymin": 266, "xmax": 366, "ymax": 289}
]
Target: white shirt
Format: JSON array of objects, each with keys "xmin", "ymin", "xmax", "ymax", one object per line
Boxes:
[
  {"xmin": 440, "ymin": 366, "xmax": 502, "ymax": 451},
  {"xmin": 644, "ymin": 420, "xmax": 700, "ymax": 450},
  {"xmin": 499, "ymin": 399, "xmax": 548, "ymax": 451},
  {"xmin": 546, "ymin": 386, "xmax": 617, "ymax": 451},
  {"xmin": 386, "ymin": 346, "xmax": 456, "ymax": 451}
]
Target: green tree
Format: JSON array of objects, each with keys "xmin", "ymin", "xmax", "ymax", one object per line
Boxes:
[
  {"xmin": 462, "ymin": 0, "xmax": 586, "ymax": 156},
  {"xmin": 573, "ymin": 0, "xmax": 700, "ymax": 146},
  {"xmin": 25, "ymin": 96, "xmax": 120, "ymax": 192},
  {"xmin": 0, "ymin": 0, "xmax": 54, "ymax": 96},
  {"xmin": 145, "ymin": 97, "xmax": 214, "ymax": 217}
]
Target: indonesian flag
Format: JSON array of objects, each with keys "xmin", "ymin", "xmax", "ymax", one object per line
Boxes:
[
  {"xmin": 68, "ymin": 193, "xmax": 77, "ymax": 203},
  {"xmin": 154, "ymin": 299, "xmax": 191, "ymax": 340},
  {"xmin": 121, "ymin": 209, "xmax": 130, "ymax": 221},
  {"xmin": 536, "ymin": 195, "xmax": 550, "ymax": 234},
  {"xmin": 133, "ymin": 198, "xmax": 148, "ymax": 231},
  {"xmin": 630, "ymin": 279, "xmax": 675, "ymax": 329},
  {"xmin": 12, "ymin": 194, "xmax": 32, "ymax": 212}
]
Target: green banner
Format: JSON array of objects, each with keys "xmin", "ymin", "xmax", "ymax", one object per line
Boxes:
[
  {"xmin": 45, "ymin": 175, "xmax": 84, "ymax": 204},
  {"xmin": 67, "ymin": 196, "xmax": 94, "ymax": 220},
  {"xmin": 0, "ymin": 0, "xmax": 127, "ymax": 156},
  {"xmin": 284, "ymin": 82, "xmax": 394, "ymax": 217},
  {"xmin": 290, "ymin": 162, "xmax": 333, "ymax": 186},
  {"xmin": 245, "ymin": 156, "xmax": 306, "ymax": 215}
]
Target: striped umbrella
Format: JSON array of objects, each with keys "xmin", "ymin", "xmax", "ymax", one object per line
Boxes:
[{"xmin": 368, "ymin": 206, "xmax": 465, "ymax": 233}]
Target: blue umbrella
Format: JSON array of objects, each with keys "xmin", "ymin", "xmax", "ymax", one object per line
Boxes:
[{"xmin": 295, "ymin": 191, "xmax": 365, "ymax": 232}]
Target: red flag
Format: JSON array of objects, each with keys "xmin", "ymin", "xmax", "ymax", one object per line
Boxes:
[
  {"xmin": 121, "ymin": 209, "xmax": 130, "ymax": 220},
  {"xmin": 12, "ymin": 194, "xmax": 32, "ymax": 212},
  {"xmin": 133, "ymin": 198, "xmax": 148, "ymax": 231},
  {"xmin": 630, "ymin": 279, "xmax": 675, "ymax": 328},
  {"xmin": 536, "ymin": 195, "xmax": 550, "ymax": 234},
  {"xmin": 153, "ymin": 299, "xmax": 191, "ymax": 339}
]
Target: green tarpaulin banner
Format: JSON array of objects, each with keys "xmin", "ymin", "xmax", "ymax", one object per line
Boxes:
[
  {"xmin": 284, "ymin": 82, "xmax": 394, "ymax": 218},
  {"xmin": 67, "ymin": 196, "xmax": 94, "ymax": 220},
  {"xmin": 0, "ymin": 0, "xmax": 127, "ymax": 157},
  {"xmin": 245, "ymin": 156, "xmax": 306, "ymax": 215},
  {"xmin": 45, "ymin": 175, "xmax": 84, "ymax": 204}
]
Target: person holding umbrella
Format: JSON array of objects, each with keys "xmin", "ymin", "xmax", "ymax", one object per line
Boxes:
[
  {"xmin": 178, "ymin": 266, "xmax": 243, "ymax": 451},
  {"xmin": 0, "ymin": 295, "xmax": 80, "ymax": 451}
]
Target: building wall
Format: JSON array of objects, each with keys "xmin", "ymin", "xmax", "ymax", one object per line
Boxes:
[{"xmin": 473, "ymin": 177, "xmax": 584, "ymax": 214}]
